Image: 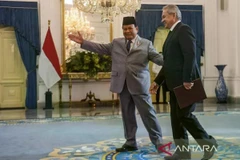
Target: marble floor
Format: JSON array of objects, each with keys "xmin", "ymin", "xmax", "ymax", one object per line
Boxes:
[{"xmin": 0, "ymin": 102, "xmax": 240, "ymax": 160}]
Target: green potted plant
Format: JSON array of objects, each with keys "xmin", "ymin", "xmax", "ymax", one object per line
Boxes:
[{"xmin": 65, "ymin": 50, "xmax": 111, "ymax": 78}]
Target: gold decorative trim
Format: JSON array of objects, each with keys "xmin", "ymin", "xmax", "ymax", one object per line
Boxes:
[
  {"xmin": 61, "ymin": 0, "xmax": 66, "ymax": 72},
  {"xmin": 63, "ymin": 72, "xmax": 111, "ymax": 80}
]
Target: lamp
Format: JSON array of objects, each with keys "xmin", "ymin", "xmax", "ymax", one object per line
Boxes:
[
  {"xmin": 65, "ymin": 7, "xmax": 95, "ymax": 58},
  {"xmin": 73, "ymin": 0, "xmax": 141, "ymax": 22}
]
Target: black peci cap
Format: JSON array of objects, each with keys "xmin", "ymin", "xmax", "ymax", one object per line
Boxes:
[{"xmin": 122, "ymin": 16, "xmax": 137, "ymax": 26}]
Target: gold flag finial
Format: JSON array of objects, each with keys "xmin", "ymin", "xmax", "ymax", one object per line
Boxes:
[{"xmin": 48, "ymin": 20, "xmax": 51, "ymax": 28}]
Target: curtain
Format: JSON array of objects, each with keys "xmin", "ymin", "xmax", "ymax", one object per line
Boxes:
[
  {"xmin": 135, "ymin": 4, "xmax": 204, "ymax": 68},
  {"xmin": 0, "ymin": 1, "xmax": 40, "ymax": 109}
]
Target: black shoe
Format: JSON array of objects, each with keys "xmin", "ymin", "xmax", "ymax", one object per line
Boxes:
[
  {"xmin": 201, "ymin": 136, "xmax": 218, "ymax": 160},
  {"xmin": 201, "ymin": 146, "xmax": 218, "ymax": 160},
  {"xmin": 201, "ymin": 151, "xmax": 215, "ymax": 160},
  {"xmin": 164, "ymin": 152, "xmax": 191, "ymax": 160},
  {"xmin": 115, "ymin": 144, "xmax": 138, "ymax": 152}
]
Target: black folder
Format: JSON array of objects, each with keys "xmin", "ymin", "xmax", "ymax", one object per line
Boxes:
[{"xmin": 173, "ymin": 78, "xmax": 207, "ymax": 109}]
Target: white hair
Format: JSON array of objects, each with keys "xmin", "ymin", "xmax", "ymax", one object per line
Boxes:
[{"xmin": 163, "ymin": 5, "xmax": 182, "ymax": 20}]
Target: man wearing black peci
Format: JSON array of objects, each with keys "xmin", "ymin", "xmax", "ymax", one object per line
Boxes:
[{"xmin": 69, "ymin": 16, "xmax": 166, "ymax": 154}]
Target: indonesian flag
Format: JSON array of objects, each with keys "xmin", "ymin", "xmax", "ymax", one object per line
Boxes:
[{"xmin": 39, "ymin": 27, "xmax": 62, "ymax": 89}]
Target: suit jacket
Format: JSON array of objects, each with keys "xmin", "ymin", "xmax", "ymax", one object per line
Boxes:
[
  {"xmin": 155, "ymin": 22, "xmax": 199, "ymax": 91},
  {"xmin": 81, "ymin": 35, "xmax": 164, "ymax": 94}
]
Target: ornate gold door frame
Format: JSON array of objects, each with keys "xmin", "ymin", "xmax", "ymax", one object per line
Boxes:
[
  {"xmin": 59, "ymin": 0, "xmax": 114, "ymax": 106},
  {"xmin": 60, "ymin": 0, "xmax": 113, "ymax": 73}
]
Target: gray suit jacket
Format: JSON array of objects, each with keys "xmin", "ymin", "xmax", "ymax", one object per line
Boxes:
[{"xmin": 81, "ymin": 35, "xmax": 163, "ymax": 94}]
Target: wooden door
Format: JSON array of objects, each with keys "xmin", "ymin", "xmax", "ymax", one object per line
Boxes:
[{"xmin": 0, "ymin": 26, "xmax": 26, "ymax": 108}]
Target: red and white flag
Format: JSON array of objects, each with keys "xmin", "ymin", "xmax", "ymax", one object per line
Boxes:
[{"xmin": 39, "ymin": 27, "xmax": 62, "ymax": 89}]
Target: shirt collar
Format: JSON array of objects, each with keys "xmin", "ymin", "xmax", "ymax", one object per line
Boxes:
[
  {"xmin": 127, "ymin": 35, "xmax": 138, "ymax": 44},
  {"xmin": 170, "ymin": 20, "xmax": 181, "ymax": 31}
]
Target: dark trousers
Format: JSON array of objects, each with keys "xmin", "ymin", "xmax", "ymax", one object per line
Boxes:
[
  {"xmin": 156, "ymin": 82, "xmax": 167, "ymax": 103},
  {"xmin": 169, "ymin": 91, "xmax": 216, "ymax": 154}
]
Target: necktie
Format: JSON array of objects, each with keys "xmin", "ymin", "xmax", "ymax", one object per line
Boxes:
[
  {"xmin": 165, "ymin": 31, "xmax": 172, "ymax": 43},
  {"xmin": 126, "ymin": 40, "xmax": 132, "ymax": 52},
  {"xmin": 167, "ymin": 30, "xmax": 172, "ymax": 37}
]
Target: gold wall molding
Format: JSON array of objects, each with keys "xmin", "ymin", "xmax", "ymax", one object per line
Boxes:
[{"xmin": 62, "ymin": 72, "xmax": 111, "ymax": 81}]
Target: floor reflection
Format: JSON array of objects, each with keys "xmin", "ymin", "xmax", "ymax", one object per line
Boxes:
[{"xmin": 0, "ymin": 102, "xmax": 239, "ymax": 121}]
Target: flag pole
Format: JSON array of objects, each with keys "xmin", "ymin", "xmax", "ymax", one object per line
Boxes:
[
  {"xmin": 48, "ymin": 20, "xmax": 50, "ymax": 28},
  {"xmin": 43, "ymin": 20, "xmax": 54, "ymax": 110}
]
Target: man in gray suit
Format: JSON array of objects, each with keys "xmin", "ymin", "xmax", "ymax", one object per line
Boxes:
[{"xmin": 68, "ymin": 17, "xmax": 165, "ymax": 152}]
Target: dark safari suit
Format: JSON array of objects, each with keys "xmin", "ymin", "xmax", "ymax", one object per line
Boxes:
[{"xmin": 155, "ymin": 22, "xmax": 217, "ymax": 156}]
